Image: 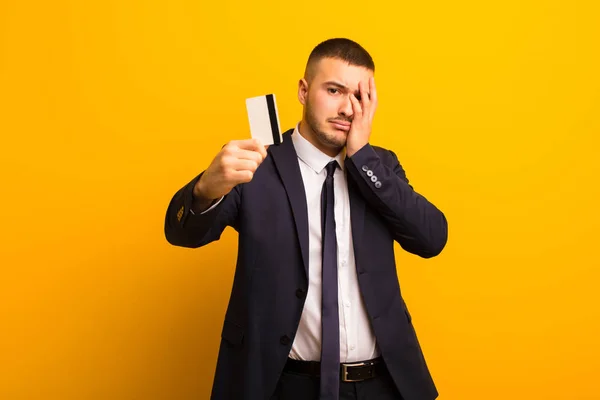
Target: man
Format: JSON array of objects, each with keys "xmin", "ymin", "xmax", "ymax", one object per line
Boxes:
[{"xmin": 164, "ymin": 38, "xmax": 448, "ymax": 400}]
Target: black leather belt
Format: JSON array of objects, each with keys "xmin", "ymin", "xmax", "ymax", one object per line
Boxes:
[{"xmin": 284, "ymin": 357, "xmax": 388, "ymax": 382}]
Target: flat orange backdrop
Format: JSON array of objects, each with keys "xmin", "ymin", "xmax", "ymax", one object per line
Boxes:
[{"xmin": 1, "ymin": 1, "xmax": 599, "ymax": 399}]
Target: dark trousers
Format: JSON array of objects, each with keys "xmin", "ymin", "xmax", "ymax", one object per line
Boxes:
[{"xmin": 270, "ymin": 370, "xmax": 404, "ymax": 400}]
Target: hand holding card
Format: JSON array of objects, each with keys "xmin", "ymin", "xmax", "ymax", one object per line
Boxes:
[
  {"xmin": 193, "ymin": 137, "xmax": 268, "ymax": 204},
  {"xmin": 246, "ymin": 94, "xmax": 282, "ymax": 145},
  {"xmin": 190, "ymin": 93, "xmax": 281, "ymax": 209}
]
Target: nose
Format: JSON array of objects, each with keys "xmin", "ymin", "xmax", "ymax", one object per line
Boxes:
[{"xmin": 338, "ymin": 94, "xmax": 353, "ymax": 119}]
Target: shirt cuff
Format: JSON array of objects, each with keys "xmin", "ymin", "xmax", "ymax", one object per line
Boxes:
[{"xmin": 189, "ymin": 196, "xmax": 225, "ymax": 215}]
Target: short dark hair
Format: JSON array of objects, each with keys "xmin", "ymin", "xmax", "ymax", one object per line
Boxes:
[{"xmin": 304, "ymin": 38, "xmax": 375, "ymax": 80}]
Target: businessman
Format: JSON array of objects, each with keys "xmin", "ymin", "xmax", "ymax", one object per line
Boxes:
[{"xmin": 164, "ymin": 38, "xmax": 448, "ymax": 400}]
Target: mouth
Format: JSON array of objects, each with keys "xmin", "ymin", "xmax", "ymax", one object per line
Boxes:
[{"xmin": 330, "ymin": 120, "xmax": 351, "ymax": 132}]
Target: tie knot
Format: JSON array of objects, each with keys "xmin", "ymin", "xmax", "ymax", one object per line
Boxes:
[{"xmin": 325, "ymin": 160, "xmax": 338, "ymax": 178}]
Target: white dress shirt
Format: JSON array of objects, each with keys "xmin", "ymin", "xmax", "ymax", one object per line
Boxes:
[
  {"xmin": 288, "ymin": 124, "xmax": 379, "ymax": 363},
  {"xmin": 197, "ymin": 124, "xmax": 380, "ymax": 362}
]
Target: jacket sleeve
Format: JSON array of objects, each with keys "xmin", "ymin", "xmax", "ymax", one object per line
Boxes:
[
  {"xmin": 164, "ymin": 171, "xmax": 241, "ymax": 248},
  {"xmin": 345, "ymin": 144, "xmax": 448, "ymax": 258}
]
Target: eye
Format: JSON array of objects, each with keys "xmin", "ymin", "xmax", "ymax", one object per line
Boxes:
[{"xmin": 327, "ymin": 88, "xmax": 339, "ymax": 95}]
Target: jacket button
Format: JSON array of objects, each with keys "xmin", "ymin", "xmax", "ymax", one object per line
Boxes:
[
  {"xmin": 280, "ymin": 335, "xmax": 291, "ymax": 345},
  {"xmin": 362, "ymin": 165, "xmax": 369, "ymax": 172},
  {"xmin": 375, "ymin": 181, "xmax": 382, "ymax": 189},
  {"xmin": 296, "ymin": 288, "xmax": 306, "ymax": 299}
]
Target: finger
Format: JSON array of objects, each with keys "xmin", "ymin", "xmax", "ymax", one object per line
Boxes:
[
  {"xmin": 235, "ymin": 148, "xmax": 264, "ymax": 164},
  {"xmin": 233, "ymin": 140, "xmax": 267, "ymax": 161},
  {"xmin": 236, "ymin": 138, "xmax": 265, "ymax": 156},
  {"xmin": 369, "ymin": 76, "xmax": 378, "ymax": 108},
  {"xmin": 250, "ymin": 138, "xmax": 268, "ymax": 160},
  {"xmin": 350, "ymin": 93, "xmax": 363, "ymax": 117},
  {"xmin": 230, "ymin": 158, "xmax": 259, "ymax": 172},
  {"xmin": 359, "ymin": 80, "xmax": 370, "ymax": 109},
  {"xmin": 230, "ymin": 169, "xmax": 254, "ymax": 184},
  {"xmin": 258, "ymin": 143, "xmax": 268, "ymax": 160}
]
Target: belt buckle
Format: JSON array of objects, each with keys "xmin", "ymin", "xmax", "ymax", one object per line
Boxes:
[{"xmin": 341, "ymin": 362, "xmax": 368, "ymax": 382}]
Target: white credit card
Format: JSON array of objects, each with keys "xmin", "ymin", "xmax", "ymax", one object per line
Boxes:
[{"xmin": 245, "ymin": 94, "xmax": 282, "ymax": 145}]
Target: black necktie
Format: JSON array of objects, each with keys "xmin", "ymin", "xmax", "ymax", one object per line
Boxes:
[{"xmin": 320, "ymin": 160, "xmax": 340, "ymax": 400}]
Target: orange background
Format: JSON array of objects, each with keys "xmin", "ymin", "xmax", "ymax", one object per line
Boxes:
[{"xmin": 1, "ymin": 1, "xmax": 599, "ymax": 399}]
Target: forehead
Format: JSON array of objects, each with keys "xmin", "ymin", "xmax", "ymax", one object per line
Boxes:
[{"xmin": 311, "ymin": 57, "xmax": 373, "ymax": 88}]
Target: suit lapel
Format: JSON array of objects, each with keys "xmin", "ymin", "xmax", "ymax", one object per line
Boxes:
[{"xmin": 270, "ymin": 129, "xmax": 310, "ymax": 278}]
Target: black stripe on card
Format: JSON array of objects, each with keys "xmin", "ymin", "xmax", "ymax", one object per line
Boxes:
[{"xmin": 265, "ymin": 94, "xmax": 281, "ymax": 145}]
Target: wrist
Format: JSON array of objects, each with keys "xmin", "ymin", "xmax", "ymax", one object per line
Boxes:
[
  {"xmin": 193, "ymin": 177, "xmax": 205, "ymax": 199},
  {"xmin": 346, "ymin": 141, "xmax": 369, "ymax": 157},
  {"xmin": 192, "ymin": 176, "xmax": 215, "ymax": 213}
]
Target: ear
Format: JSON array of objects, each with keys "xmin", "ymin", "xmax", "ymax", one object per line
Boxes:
[{"xmin": 297, "ymin": 78, "xmax": 308, "ymax": 106}]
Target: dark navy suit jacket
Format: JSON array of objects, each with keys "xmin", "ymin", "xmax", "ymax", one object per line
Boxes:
[{"xmin": 164, "ymin": 128, "xmax": 448, "ymax": 400}]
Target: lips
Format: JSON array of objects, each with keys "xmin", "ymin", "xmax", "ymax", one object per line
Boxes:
[{"xmin": 330, "ymin": 120, "xmax": 351, "ymax": 131}]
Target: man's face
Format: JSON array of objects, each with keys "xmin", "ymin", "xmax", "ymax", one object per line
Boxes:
[{"xmin": 298, "ymin": 57, "xmax": 374, "ymax": 156}]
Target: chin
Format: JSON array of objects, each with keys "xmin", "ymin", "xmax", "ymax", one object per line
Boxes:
[
  {"xmin": 307, "ymin": 120, "xmax": 345, "ymax": 149},
  {"xmin": 325, "ymin": 131, "xmax": 347, "ymax": 149},
  {"xmin": 331, "ymin": 129, "xmax": 348, "ymax": 146}
]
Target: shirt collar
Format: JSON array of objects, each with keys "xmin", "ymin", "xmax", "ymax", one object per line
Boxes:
[{"xmin": 291, "ymin": 122, "xmax": 345, "ymax": 174}]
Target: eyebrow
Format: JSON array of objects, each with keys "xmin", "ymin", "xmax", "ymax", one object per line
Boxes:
[{"xmin": 323, "ymin": 81, "xmax": 348, "ymax": 90}]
